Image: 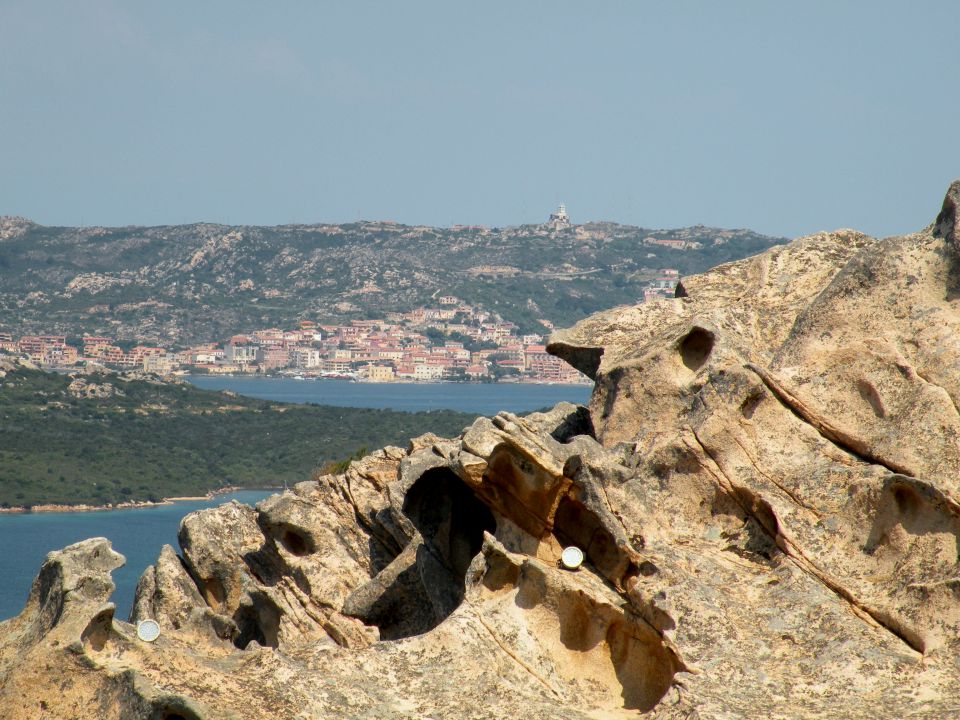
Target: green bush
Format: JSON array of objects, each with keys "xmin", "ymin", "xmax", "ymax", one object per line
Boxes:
[{"xmin": 0, "ymin": 366, "xmax": 476, "ymax": 507}]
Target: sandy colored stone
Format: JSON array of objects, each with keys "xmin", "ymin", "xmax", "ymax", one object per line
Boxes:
[{"xmin": 7, "ymin": 185, "xmax": 960, "ymax": 717}]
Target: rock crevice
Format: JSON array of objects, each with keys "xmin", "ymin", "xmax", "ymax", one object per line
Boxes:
[{"xmin": 7, "ymin": 183, "xmax": 960, "ymax": 717}]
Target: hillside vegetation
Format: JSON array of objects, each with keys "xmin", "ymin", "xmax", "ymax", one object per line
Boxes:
[
  {"xmin": 0, "ymin": 362, "xmax": 475, "ymax": 507},
  {"xmin": 0, "ymin": 216, "xmax": 784, "ymax": 342}
]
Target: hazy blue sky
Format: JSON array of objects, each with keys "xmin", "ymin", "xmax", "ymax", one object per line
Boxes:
[{"xmin": 1, "ymin": 1, "xmax": 957, "ymax": 237}]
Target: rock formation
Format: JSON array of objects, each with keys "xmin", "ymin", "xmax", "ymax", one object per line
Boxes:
[
  {"xmin": 4, "ymin": 184, "xmax": 960, "ymax": 717},
  {"xmin": 67, "ymin": 377, "xmax": 125, "ymax": 399}
]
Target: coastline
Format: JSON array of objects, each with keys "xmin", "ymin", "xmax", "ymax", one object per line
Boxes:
[
  {"xmin": 183, "ymin": 373, "xmax": 592, "ymax": 386},
  {"xmin": 0, "ymin": 485, "xmax": 281, "ymax": 515}
]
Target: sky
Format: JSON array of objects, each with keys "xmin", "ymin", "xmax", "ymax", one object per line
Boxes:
[{"xmin": 0, "ymin": 1, "xmax": 958, "ymax": 238}]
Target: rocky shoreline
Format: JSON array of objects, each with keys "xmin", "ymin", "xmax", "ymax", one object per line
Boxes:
[
  {"xmin": 0, "ymin": 485, "xmax": 279, "ymax": 515},
  {"xmin": 4, "ymin": 183, "xmax": 960, "ymax": 717}
]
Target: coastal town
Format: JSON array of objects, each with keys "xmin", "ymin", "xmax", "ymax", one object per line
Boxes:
[{"xmin": 0, "ymin": 269, "xmax": 680, "ymax": 383}]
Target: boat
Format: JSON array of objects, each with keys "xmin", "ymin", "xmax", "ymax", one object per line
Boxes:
[{"xmin": 317, "ymin": 371, "xmax": 359, "ymax": 381}]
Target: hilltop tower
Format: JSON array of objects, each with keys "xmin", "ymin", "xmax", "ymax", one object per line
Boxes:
[{"xmin": 548, "ymin": 203, "xmax": 570, "ymax": 227}]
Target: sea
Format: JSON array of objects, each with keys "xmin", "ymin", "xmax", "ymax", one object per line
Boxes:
[
  {"xmin": 186, "ymin": 376, "xmax": 592, "ymax": 415},
  {"xmin": 0, "ymin": 380, "xmax": 592, "ymax": 621},
  {"xmin": 0, "ymin": 490, "xmax": 275, "ymax": 622}
]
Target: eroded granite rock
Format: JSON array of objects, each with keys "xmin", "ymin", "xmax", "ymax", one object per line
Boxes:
[{"xmin": 6, "ymin": 183, "xmax": 960, "ymax": 717}]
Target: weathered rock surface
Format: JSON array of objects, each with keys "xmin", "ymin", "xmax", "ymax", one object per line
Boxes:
[
  {"xmin": 5, "ymin": 185, "xmax": 960, "ymax": 717},
  {"xmin": 67, "ymin": 377, "xmax": 125, "ymax": 399}
]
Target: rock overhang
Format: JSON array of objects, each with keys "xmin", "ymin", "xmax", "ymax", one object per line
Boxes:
[{"xmin": 5, "ymin": 182, "xmax": 960, "ymax": 718}]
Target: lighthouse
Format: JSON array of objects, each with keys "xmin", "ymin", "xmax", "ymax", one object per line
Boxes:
[{"xmin": 548, "ymin": 203, "xmax": 570, "ymax": 227}]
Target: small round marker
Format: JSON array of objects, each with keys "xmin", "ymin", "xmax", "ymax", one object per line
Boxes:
[
  {"xmin": 560, "ymin": 546, "xmax": 584, "ymax": 570},
  {"xmin": 136, "ymin": 619, "xmax": 161, "ymax": 643}
]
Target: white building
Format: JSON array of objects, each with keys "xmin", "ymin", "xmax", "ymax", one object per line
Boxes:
[
  {"xmin": 225, "ymin": 344, "xmax": 258, "ymax": 365},
  {"xmin": 143, "ymin": 353, "xmax": 177, "ymax": 375},
  {"xmin": 548, "ymin": 203, "xmax": 570, "ymax": 227},
  {"xmin": 292, "ymin": 348, "xmax": 322, "ymax": 368},
  {"xmin": 413, "ymin": 364, "xmax": 445, "ymax": 381}
]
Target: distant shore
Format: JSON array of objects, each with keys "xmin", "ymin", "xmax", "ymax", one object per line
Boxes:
[
  {"xmin": 182, "ymin": 373, "xmax": 592, "ymax": 386},
  {"xmin": 0, "ymin": 485, "xmax": 281, "ymax": 515}
]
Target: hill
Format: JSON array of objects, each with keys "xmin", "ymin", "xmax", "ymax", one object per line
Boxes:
[
  {"xmin": 0, "ymin": 359, "xmax": 475, "ymax": 507},
  {"xmin": 0, "ymin": 216, "xmax": 784, "ymax": 342},
  {"xmin": 5, "ymin": 183, "xmax": 960, "ymax": 717}
]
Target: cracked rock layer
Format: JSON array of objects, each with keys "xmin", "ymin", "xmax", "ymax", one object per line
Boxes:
[{"xmin": 5, "ymin": 185, "xmax": 960, "ymax": 718}]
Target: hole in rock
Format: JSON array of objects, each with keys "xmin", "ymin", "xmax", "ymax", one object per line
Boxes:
[
  {"xmin": 200, "ymin": 577, "xmax": 226, "ymax": 612},
  {"xmin": 893, "ymin": 484, "xmax": 920, "ymax": 516},
  {"xmin": 865, "ymin": 478, "xmax": 960, "ymax": 570},
  {"xmin": 679, "ymin": 327, "xmax": 714, "ymax": 373},
  {"xmin": 607, "ymin": 620, "xmax": 676, "ymax": 711},
  {"xmin": 638, "ymin": 561, "xmax": 658, "ymax": 577},
  {"xmin": 512, "ymin": 566, "xmax": 680, "ymax": 713},
  {"xmin": 856, "ymin": 379, "xmax": 886, "ymax": 418},
  {"xmin": 724, "ymin": 489, "xmax": 781, "ymax": 564},
  {"xmin": 279, "ymin": 527, "xmax": 311, "ymax": 556},
  {"xmin": 352, "ymin": 468, "xmax": 496, "ymax": 640},
  {"xmin": 80, "ymin": 608, "xmax": 113, "ymax": 652},
  {"xmin": 732, "ymin": 487, "xmax": 780, "ymax": 538},
  {"xmin": 740, "ymin": 390, "xmax": 764, "ymax": 419},
  {"xmin": 403, "ymin": 468, "xmax": 497, "ymax": 579},
  {"xmin": 554, "ymin": 495, "xmax": 637, "ymax": 586},
  {"xmin": 549, "ymin": 404, "xmax": 596, "ymax": 443},
  {"xmin": 232, "ymin": 593, "xmax": 280, "ymax": 649},
  {"xmin": 150, "ymin": 704, "xmax": 199, "ymax": 720}
]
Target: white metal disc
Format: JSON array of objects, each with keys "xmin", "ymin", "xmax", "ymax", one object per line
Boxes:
[
  {"xmin": 136, "ymin": 619, "xmax": 161, "ymax": 642},
  {"xmin": 560, "ymin": 546, "xmax": 584, "ymax": 570}
]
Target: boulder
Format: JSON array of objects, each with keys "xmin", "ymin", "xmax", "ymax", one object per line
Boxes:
[{"xmin": 6, "ymin": 183, "xmax": 960, "ymax": 717}]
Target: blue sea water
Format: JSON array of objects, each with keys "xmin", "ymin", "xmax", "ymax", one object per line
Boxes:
[
  {"xmin": 187, "ymin": 376, "xmax": 592, "ymax": 415},
  {"xmin": 0, "ymin": 490, "xmax": 274, "ymax": 621},
  {"xmin": 0, "ymin": 380, "xmax": 594, "ymax": 622}
]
